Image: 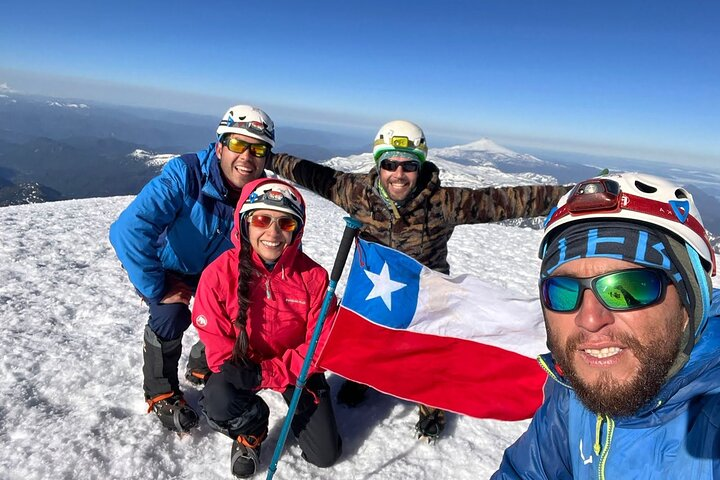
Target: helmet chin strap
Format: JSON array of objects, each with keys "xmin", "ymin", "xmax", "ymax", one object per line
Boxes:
[
  {"xmin": 686, "ymin": 244, "xmax": 713, "ymax": 338},
  {"xmin": 374, "ymin": 179, "xmax": 401, "ymax": 220}
]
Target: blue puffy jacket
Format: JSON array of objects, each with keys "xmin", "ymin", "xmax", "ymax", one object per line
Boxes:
[
  {"xmin": 109, "ymin": 143, "xmax": 236, "ymax": 302},
  {"xmin": 493, "ymin": 289, "xmax": 720, "ymax": 479}
]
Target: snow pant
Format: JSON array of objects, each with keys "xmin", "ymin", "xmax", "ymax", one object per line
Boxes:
[
  {"xmin": 201, "ymin": 372, "xmax": 342, "ymax": 468},
  {"xmin": 142, "ymin": 278, "xmax": 209, "ymax": 399}
]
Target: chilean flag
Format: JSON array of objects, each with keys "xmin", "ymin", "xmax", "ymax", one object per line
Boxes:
[{"xmin": 316, "ymin": 239, "xmax": 548, "ymax": 420}]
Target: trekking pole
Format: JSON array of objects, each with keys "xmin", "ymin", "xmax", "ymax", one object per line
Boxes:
[{"xmin": 266, "ymin": 217, "xmax": 362, "ymax": 480}]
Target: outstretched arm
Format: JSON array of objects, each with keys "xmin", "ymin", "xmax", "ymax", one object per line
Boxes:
[
  {"xmin": 441, "ymin": 184, "xmax": 572, "ymax": 225},
  {"xmin": 269, "ymin": 153, "xmax": 344, "ymax": 201},
  {"xmin": 270, "ymin": 152, "xmax": 366, "ymax": 213}
]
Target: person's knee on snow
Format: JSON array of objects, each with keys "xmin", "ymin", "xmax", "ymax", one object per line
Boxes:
[
  {"xmin": 147, "ymin": 300, "xmax": 192, "ymax": 340},
  {"xmin": 201, "ymin": 372, "xmax": 270, "ymax": 439}
]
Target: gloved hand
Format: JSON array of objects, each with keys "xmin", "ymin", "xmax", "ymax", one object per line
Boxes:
[
  {"xmin": 221, "ymin": 360, "xmax": 262, "ymax": 390},
  {"xmin": 337, "ymin": 379, "xmax": 369, "ymax": 407}
]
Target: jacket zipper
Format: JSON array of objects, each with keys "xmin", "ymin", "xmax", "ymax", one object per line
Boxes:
[
  {"xmin": 388, "ymin": 215, "xmax": 394, "ymax": 248},
  {"xmin": 594, "ymin": 414, "xmax": 614, "ymax": 480},
  {"xmin": 537, "ymin": 356, "xmax": 571, "ymax": 388}
]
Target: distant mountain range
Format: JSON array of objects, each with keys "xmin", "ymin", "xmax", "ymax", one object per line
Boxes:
[
  {"xmin": 1, "ymin": 91, "xmax": 719, "ymax": 242},
  {"xmin": 0, "ymin": 92, "xmax": 367, "ymax": 202}
]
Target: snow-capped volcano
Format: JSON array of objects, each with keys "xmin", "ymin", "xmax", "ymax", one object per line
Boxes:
[
  {"xmin": 0, "ymin": 82, "xmax": 15, "ymax": 93},
  {"xmin": 47, "ymin": 100, "xmax": 89, "ymax": 109},
  {"xmin": 322, "ymin": 139, "xmax": 558, "ymax": 189},
  {"xmin": 130, "ymin": 149, "xmax": 176, "ymax": 167},
  {"xmin": 454, "ymin": 138, "xmax": 518, "ymax": 155},
  {"xmin": 433, "ymin": 138, "xmax": 547, "ymax": 169}
]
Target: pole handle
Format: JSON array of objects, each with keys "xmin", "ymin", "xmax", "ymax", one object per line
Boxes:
[{"xmin": 330, "ymin": 217, "xmax": 363, "ymax": 282}]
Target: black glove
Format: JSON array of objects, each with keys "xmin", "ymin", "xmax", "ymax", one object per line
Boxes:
[
  {"xmin": 221, "ymin": 360, "xmax": 262, "ymax": 390},
  {"xmin": 337, "ymin": 379, "xmax": 369, "ymax": 407}
]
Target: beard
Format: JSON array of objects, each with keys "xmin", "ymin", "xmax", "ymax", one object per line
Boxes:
[{"xmin": 547, "ymin": 314, "xmax": 685, "ymax": 417}]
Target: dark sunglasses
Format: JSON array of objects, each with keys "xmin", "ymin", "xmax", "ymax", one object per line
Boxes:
[
  {"xmin": 379, "ymin": 159, "xmax": 421, "ymax": 173},
  {"xmin": 222, "ymin": 137, "xmax": 269, "ymax": 158},
  {"xmin": 540, "ymin": 268, "xmax": 668, "ymax": 313},
  {"xmin": 248, "ymin": 213, "xmax": 299, "ymax": 232}
]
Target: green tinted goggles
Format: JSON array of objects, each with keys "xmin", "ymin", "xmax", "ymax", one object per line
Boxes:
[{"xmin": 540, "ymin": 268, "xmax": 668, "ymax": 313}]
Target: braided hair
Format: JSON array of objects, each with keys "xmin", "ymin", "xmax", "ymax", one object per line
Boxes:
[{"xmin": 231, "ymin": 233, "xmax": 255, "ymax": 366}]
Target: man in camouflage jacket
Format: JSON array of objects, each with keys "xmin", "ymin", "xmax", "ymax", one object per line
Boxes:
[{"xmin": 269, "ymin": 120, "xmax": 571, "ymax": 440}]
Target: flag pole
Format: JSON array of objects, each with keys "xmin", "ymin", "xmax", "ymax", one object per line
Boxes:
[{"xmin": 266, "ymin": 217, "xmax": 362, "ymax": 480}]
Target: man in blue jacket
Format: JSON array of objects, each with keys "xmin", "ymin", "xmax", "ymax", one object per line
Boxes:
[
  {"xmin": 493, "ymin": 172, "xmax": 720, "ymax": 479},
  {"xmin": 109, "ymin": 105, "xmax": 275, "ymax": 433}
]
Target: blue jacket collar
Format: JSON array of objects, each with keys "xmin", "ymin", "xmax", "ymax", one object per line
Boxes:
[{"xmin": 198, "ymin": 142, "xmax": 227, "ymax": 200}]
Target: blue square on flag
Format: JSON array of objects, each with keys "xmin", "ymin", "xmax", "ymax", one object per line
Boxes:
[{"xmin": 342, "ymin": 240, "xmax": 421, "ymax": 329}]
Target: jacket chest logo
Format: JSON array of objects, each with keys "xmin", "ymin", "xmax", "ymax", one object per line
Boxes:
[
  {"xmin": 579, "ymin": 439, "xmax": 593, "ymax": 465},
  {"xmin": 285, "ymin": 298, "xmax": 306, "ymax": 305}
]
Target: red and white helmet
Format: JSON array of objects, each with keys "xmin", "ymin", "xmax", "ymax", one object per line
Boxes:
[
  {"xmin": 238, "ymin": 181, "xmax": 305, "ymax": 221},
  {"xmin": 217, "ymin": 105, "xmax": 275, "ymax": 147},
  {"xmin": 541, "ymin": 172, "xmax": 716, "ymax": 275}
]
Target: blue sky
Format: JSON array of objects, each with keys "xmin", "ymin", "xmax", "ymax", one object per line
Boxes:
[{"xmin": 1, "ymin": 0, "xmax": 718, "ymax": 167}]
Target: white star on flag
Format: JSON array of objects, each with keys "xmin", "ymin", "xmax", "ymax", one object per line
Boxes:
[{"xmin": 364, "ymin": 262, "xmax": 406, "ymax": 310}]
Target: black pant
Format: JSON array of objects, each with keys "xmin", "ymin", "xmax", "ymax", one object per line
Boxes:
[
  {"xmin": 143, "ymin": 303, "xmax": 208, "ymax": 398},
  {"xmin": 201, "ymin": 372, "xmax": 342, "ymax": 468}
]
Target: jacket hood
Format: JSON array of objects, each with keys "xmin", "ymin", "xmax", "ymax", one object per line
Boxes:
[{"xmin": 231, "ymin": 178, "xmax": 307, "ymax": 266}]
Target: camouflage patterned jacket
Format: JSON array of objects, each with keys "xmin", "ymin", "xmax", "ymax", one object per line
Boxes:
[{"xmin": 271, "ymin": 153, "xmax": 572, "ymax": 274}]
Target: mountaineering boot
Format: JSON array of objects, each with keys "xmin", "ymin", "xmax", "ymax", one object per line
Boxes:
[
  {"xmin": 142, "ymin": 325, "xmax": 197, "ymax": 432},
  {"xmin": 336, "ymin": 380, "xmax": 369, "ymax": 407},
  {"xmin": 231, "ymin": 433, "xmax": 265, "ymax": 478},
  {"xmin": 415, "ymin": 405, "xmax": 446, "ymax": 442},
  {"xmin": 147, "ymin": 392, "xmax": 199, "ymax": 433},
  {"xmin": 185, "ymin": 340, "xmax": 212, "ymax": 386}
]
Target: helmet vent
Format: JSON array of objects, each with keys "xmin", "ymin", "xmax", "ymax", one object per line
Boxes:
[
  {"xmin": 674, "ymin": 188, "xmax": 689, "ymax": 199},
  {"xmin": 634, "ymin": 180, "xmax": 657, "ymax": 194}
]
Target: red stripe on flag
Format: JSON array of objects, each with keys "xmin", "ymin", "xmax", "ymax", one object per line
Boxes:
[{"xmin": 317, "ymin": 306, "xmax": 546, "ymax": 420}]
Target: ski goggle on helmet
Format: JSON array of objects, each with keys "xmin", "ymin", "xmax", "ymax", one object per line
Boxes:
[
  {"xmin": 373, "ymin": 120, "xmax": 428, "ymax": 163},
  {"xmin": 239, "ymin": 181, "xmax": 305, "ymax": 232},
  {"xmin": 539, "ymin": 172, "xmax": 715, "ymax": 276},
  {"xmin": 217, "ymin": 105, "xmax": 275, "ymax": 147}
]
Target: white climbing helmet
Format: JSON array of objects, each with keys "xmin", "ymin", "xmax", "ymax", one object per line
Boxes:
[
  {"xmin": 217, "ymin": 105, "xmax": 275, "ymax": 147},
  {"xmin": 238, "ymin": 180, "xmax": 305, "ymax": 222},
  {"xmin": 372, "ymin": 120, "xmax": 428, "ymax": 162},
  {"xmin": 541, "ymin": 172, "xmax": 716, "ymax": 274}
]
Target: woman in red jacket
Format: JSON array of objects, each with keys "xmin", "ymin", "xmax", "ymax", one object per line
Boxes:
[{"xmin": 192, "ymin": 178, "xmax": 341, "ymax": 478}]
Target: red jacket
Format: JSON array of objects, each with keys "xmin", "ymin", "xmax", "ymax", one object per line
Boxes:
[{"xmin": 192, "ymin": 178, "xmax": 335, "ymax": 392}]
